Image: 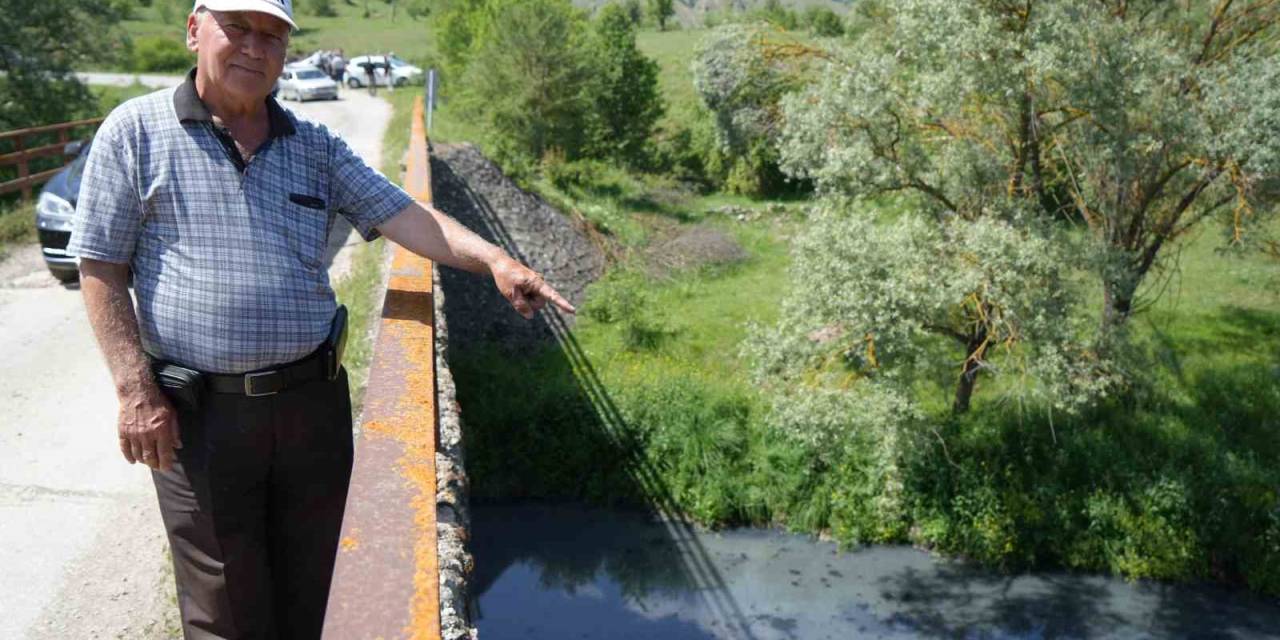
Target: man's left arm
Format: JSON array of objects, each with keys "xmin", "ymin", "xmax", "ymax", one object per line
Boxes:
[{"xmin": 377, "ymin": 200, "xmax": 576, "ymax": 319}]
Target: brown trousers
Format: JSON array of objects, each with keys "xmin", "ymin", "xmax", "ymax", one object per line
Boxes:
[{"xmin": 151, "ymin": 370, "xmax": 353, "ymax": 640}]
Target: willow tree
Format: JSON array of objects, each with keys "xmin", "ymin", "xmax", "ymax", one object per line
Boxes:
[
  {"xmin": 780, "ymin": 0, "xmax": 1280, "ymax": 340},
  {"xmin": 692, "ymin": 23, "xmax": 825, "ymax": 195},
  {"xmin": 748, "ymin": 201, "xmax": 1108, "ymax": 415}
]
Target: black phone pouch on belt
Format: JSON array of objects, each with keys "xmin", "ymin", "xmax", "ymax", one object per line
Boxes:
[
  {"xmin": 152, "ymin": 362, "xmax": 205, "ymax": 412},
  {"xmin": 326, "ymin": 304, "xmax": 349, "ymax": 380}
]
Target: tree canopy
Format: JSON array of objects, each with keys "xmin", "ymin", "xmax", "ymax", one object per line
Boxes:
[
  {"xmin": 0, "ymin": 0, "xmax": 130, "ymax": 130},
  {"xmin": 780, "ymin": 0, "xmax": 1280, "ymax": 338}
]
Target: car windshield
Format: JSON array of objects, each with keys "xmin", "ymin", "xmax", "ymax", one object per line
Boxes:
[
  {"xmin": 296, "ymin": 70, "xmax": 326, "ymax": 79},
  {"xmin": 390, "ymin": 57, "xmax": 410, "ymax": 68}
]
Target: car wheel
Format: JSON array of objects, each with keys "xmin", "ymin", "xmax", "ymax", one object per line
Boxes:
[
  {"xmin": 49, "ymin": 266, "xmax": 79, "ymax": 284},
  {"xmin": 395, "ymin": 77, "xmax": 408, "ymax": 87},
  {"xmin": 347, "ymin": 77, "xmax": 361, "ymax": 88}
]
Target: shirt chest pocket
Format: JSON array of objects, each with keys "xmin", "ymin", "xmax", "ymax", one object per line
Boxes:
[{"xmin": 283, "ymin": 192, "xmax": 331, "ymax": 269}]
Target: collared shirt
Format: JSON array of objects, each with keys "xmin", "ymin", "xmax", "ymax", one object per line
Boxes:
[{"xmin": 68, "ymin": 69, "xmax": 414, "ymax": 374}]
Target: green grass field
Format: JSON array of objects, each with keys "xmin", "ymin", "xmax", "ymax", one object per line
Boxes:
[{"xmin": 118, "ymin": 1, "xmax": 440, "ymax": 69}]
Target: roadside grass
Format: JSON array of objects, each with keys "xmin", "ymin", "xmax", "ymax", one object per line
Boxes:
[
  {"xmin": 333, "ymin": 237, "xmax": 388, "ymax": 420},
  {"xmin": 0, "ymin": 200, "xmax": 36, "ymax": 260}
]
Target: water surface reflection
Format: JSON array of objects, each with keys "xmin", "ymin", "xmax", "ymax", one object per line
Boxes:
[{"xmin": 470, "ymin": 502, "xmax": 1280, "ymax": 640}]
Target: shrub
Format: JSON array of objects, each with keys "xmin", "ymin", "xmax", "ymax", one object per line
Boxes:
[
  {"xmin": 803, "ymin": 7, "xmax": 844, "ymax": 37},
  {"xmin": 586, "ymin": 4, "xmax": 664, "ymax": 167},
  {"xmin": 582, "ymin": 268, "xmax": 670, "ymax": 350},
  {"xmin": 129, "ymin": 36, "xmax": 192, "ymax": 72}
]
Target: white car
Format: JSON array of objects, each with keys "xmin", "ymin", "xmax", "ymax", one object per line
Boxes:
[
  {"xmin": 345, "ymin": 55, "xmax": 424, "ymax": 88},
  {"xmin": 277, "ymin": 67, "xmax": 339, "ymax": 102}
]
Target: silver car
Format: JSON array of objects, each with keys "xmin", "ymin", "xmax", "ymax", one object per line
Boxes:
[{"xmin": 277, "ymin": 67, "xmax": 339, "ymax": 102}]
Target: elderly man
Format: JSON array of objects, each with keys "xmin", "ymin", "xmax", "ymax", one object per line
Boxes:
[{"xmin": 68, "ymin": 0, "xmax": 573, "ymax": 637}]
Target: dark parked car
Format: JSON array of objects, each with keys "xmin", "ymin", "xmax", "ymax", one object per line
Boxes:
[{"xmin": 34, "ymin": 140, "xmax": 90, "ymax": 283}]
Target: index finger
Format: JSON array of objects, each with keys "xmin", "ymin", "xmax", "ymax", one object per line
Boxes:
[{"xmin": 537, "ymin": 282, "xmax": 576, "ymax": 315}]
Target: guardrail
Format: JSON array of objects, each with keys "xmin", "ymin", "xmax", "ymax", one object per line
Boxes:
[
  {"xmin": 0, "ymin": 117, "xmax": 104, "ymax": 199},
  {"xmin": 323, "ymin": 95, "xmax": 443, "ymax": 639}
]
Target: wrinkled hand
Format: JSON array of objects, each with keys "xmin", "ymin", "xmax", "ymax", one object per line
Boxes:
[
  {"xmin": 490, "ymin": 256, "xmax": 576, "ymax": 319},
  {"xmin": 118, "ymin": 385, "xmax": 182, "ymax": 472}
]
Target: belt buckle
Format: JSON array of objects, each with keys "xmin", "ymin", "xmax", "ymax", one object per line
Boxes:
[{"xmin": 244, "ymin": 370, "xmax": 279, "ymax": 397}]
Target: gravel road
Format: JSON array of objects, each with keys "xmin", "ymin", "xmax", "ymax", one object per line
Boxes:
[
  {"xmin": 0, "ymin": 85, "xmax": 394, "ymax": 640},
  {"xmin": 74, "ymin": 72, "xmax": 184, "ymax": 90}
]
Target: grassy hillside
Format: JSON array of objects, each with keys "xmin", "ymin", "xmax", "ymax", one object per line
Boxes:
[
  {"xmin": 119, "ymin": 1, "xmax": 439, "ymax": 69},
  {"xmin": 574, "ymin": 0, "xmax": 853, "ymax": 27}
]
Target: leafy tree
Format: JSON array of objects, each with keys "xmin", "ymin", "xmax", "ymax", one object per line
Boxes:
[
  {"xmin": 0, "ymin": 0, "xmax": 130, "ymax": 131},
  {"xmin": 459, "ymin": 0, "xmax": 594, "ymax": 165},
  {"xmin": 748, "ymin": 201, "xmax": 1108, "ymax": 415},
  {"xmin": 692, "ymin": 24, "xmax": 822, "ymax": 196},
  {"xmin": 803, "ymin": 6, "xmax": 844, "ymax": 37},
  {"xmin": 621, "ymin": 0, "xmax": 644, "ymax": 26},
  {"xmin": 780, "ymin": 0, "xmax": 1280, "ymax": 342},
  {"xmin": 436, "ymin": 0, "xmax": 494, "ymax": 77},
  {"xmin": 756, "ymin": 0, "xmax": 798, "ymax": 30},
  {"xmin": 648, "ymin": 0, "xmax": 674, "ymax": 31},
  {"xmin": 587, "ymin": 4, "xmax": 664, "ymax": 166}
]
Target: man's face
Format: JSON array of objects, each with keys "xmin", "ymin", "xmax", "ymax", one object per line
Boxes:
[{"xmin": 186, "ymin": 9, "xmax": 289, "ymax": 101}]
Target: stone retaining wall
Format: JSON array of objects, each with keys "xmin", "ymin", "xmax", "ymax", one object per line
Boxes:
[
  {"xmin": 428, "ymin": 143, "xmax": 606, "ymax": 639},
  {"xmin": 434, "ymin": 265, "xmax": 475, "ymax": 640}
]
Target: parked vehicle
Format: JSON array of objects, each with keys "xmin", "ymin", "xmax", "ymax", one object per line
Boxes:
[
  {"xmin": 277, "ymin": 67, "xmax": 339, "ymax": 102},
  {"xmin": 34, "ymin": 140, "xmax": 90, "ymax": 283},
  {"xmin": 344, "ymin": 55, "xmax": 423, "ymax": 88}
]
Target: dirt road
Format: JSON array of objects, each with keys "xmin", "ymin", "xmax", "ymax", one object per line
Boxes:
[{"xmin": 0, "ymin": 86, "xmax": 394, "ymax": 639}]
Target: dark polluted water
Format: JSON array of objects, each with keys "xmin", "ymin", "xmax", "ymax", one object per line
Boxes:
[{"xmin": 468, "ymin": 502, "xmax": 1280, "ymax": 640}]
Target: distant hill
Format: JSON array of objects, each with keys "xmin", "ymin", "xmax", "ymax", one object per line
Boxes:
[{"xmin": 572, "ymin": 0, "xmax": 854, "ymax": 28}]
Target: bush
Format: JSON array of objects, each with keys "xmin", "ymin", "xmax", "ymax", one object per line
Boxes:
[
  {"xmin": 582, "ymin": 268, "xmax": 670, "ymax": 350},
  {"xmin": 692, "ymin": 24, "xmax": 819, "ymax": 197},
  {"xmin": 804, "ymin": 7, "xmax": 844, "ymax": 37},
  {"xmin": 0, "ymin": 200, "xmax": 36, "ymax": 248},
  {"xmin": 586, "ymin": 4, "xmax": 664, "ymax": 167},
  {"xmin": 129, "ymin": 36, "xmax": 192, "ymax": 72},
  {"xmin": 459, "ymin": 0, "xmax": 594, "ymax": 165}
]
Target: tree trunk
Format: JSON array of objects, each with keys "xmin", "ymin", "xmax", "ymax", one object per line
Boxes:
[
  {"xmin": 953, "ymin": 332, "xmax": 986, "ymax": 414},
  {"xmin": 1099, "ymin": 279, "xmax": 1136, "ymax": 346}
]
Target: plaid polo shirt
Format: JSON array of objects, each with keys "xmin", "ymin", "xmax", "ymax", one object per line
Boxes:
[{"xmin": 69, "ymin": 69, "xmax": 414, "ymax": 374}]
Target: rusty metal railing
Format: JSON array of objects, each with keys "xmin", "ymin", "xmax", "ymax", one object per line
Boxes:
[
  {"xmin": 0, "ymin": 117, "xmax": 104, "ymax": 199},
  {"xmin": 323, "ymin": 96, "xmax": 442, "ymax": 640}
]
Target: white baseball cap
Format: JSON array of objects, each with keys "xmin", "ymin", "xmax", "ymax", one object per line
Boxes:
[{"xmin": 192, "ymin": 0, "xmax": 298, "ymax": 31}]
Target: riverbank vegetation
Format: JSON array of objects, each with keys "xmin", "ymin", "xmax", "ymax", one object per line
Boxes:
[{"xmin": 396, "ymin": 0, "xmax": 1280, "ymax": 598}]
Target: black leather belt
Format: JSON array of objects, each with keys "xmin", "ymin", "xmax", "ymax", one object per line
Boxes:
[{"xmin": 206, "ymin": 349, "xmax": 330, "ymax": 397}]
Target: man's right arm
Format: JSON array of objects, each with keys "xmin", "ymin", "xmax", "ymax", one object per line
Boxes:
[{"xmin": 80, "ymin": 259, "xmax": 181, "ymax": 471}]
